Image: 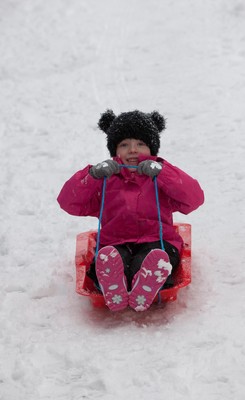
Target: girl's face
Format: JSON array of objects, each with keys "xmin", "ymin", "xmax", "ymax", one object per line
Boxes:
[{"xmin": 116, "ymin": 138, "xmax": 151, "ymax": 169}]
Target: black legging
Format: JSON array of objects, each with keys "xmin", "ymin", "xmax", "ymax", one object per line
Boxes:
[{"xmin": 87, "ymin": 240, "xmax": 180, "ymax": 291}]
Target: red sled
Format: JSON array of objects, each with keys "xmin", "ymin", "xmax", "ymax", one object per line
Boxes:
[{"xmin": 75, "ymin": 223, "xmax": 191, "ymax": 308}]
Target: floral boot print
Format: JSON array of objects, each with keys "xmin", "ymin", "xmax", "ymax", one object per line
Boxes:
[
  {"xmin": 129, "ymin": 249, "xmax": 172, "ymax": 311},
  {"xmin": 96, "ymin": 246, "xmax": 128, "ymax": 311}
]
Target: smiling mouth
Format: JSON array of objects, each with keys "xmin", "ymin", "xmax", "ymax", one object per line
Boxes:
[{"xmin": 127, "ymin": 158, "xmax": 138, "ymax": 165}]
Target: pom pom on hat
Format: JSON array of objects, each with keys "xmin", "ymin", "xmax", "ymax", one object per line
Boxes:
[
  {"xmin": 150, "ymin": 111, "xmax": 166, "ymax": 132},
  {"xmin": 98, "ymin": 109, "xmax": 166, "ymax": 156},
  {"xmin": 98, "ymin": 109, "xmax": 116, "ymax": 132}
]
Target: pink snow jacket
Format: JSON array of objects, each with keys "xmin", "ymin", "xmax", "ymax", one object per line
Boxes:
[{"xmin": 57, "ymin": 155, "xmax": 204, "ymax": 253}]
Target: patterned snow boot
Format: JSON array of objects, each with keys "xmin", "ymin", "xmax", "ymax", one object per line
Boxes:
[
  {"xmin": 96, "ymin": 246, "xmax": 128, "ymax": 311},
  {"xmin": 129, "ymin": 249, "xmax": 172, "ymax": 312}
]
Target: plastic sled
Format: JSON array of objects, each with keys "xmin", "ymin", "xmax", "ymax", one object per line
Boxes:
[{"xmin": 75, "ymin": 223, "xmax": 191, "ymax": 308}]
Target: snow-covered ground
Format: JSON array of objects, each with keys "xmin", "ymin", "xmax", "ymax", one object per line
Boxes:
[{"xmin": 1, "ymin": 0, "xmax": 245, "ymax": 399}]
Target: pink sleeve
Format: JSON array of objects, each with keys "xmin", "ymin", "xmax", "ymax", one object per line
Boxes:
[
  {"xmin": 57, "ymin": 165, "xmax": 102, "ymax": 217},
  {"xmin": 157, "ymin": 160, "xmax": 204, "ymax": 214}
]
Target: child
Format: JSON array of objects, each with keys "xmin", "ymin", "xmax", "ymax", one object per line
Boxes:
[{"xmin": 57, "ymin": 110, "xmax": 204, "ymax": 312}]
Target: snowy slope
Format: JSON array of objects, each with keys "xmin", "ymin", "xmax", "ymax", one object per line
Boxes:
[{"xmin": 1, "ymin": 0, "xmax": 245, "ymax": 399}]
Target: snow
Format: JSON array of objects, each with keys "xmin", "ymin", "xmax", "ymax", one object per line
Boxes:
[{"xmin": 1, "ymin": 0, "xmax": 245, "ymax": 399}]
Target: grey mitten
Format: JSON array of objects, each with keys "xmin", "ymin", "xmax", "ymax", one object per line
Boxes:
[
  {"xmin": 138, "ymin": 160, "xmax": 162, "ymax": 178},
  {"xmin": 89, "ymin": 160, "xmax": 120, "ymax": 179}
]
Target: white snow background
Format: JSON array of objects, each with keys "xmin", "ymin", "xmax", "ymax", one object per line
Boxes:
[{"xmin": 1, "ymin": 0, "xmax": 245, "ymax": 399}]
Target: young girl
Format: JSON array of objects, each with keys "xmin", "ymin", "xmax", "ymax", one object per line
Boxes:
[{"xmin": 57, "ymin": 110, "xmax": 204, "ymax": 312}]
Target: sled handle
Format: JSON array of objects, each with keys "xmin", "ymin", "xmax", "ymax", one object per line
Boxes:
[{"xmin": 95, "ymin": 165, "xmax": 165, "ymax": 259}]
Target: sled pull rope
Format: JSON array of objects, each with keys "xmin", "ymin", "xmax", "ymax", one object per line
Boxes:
[
  {"xmin": 153, "ymin": 176, "xmax": 165, "ymax": 251},
  {"xmin": 95, "ymin": 176, "xmax": 107, "ymax": 259},
  {"xmin": 120, "ymin": 165, "xmax": 165, "ymax": 251},
  {"xmin": 95, "ymin": 165, "xmax": 165, "ymax": 259}
]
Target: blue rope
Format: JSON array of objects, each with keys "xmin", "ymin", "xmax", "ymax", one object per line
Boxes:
[
  {"xmin": 119, "ymin": 164, "xmax": 138, "ymax": 169},
  {"xmin": 153, "ymin": 177, "xmax": 165, "ymax": 251},
  {"xmin": 95, "ymin": 165, "xmax": 165, "ymax": 260},
  {"xmin": 154, "ymin": 176, "xmax": 165, "ymax": 303},
  {"xmin": 95, "ymin": 176, "xmax": 107, "ymax": 259}
]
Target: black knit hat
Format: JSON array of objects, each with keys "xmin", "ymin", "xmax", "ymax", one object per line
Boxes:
[{"xmin": 98, "ymin": 110, "xmax": 166, "ymax": 156}]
